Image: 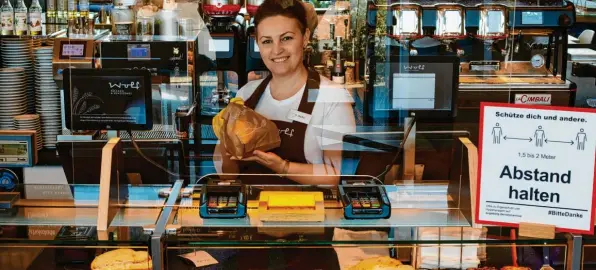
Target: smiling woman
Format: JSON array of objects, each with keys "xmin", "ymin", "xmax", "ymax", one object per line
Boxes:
[{"xmin": 213, "ymin": 0, "xmax": 356, "ymax": 186}]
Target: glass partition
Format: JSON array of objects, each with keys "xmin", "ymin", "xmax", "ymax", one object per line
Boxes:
[{"xmin": 0, "ymin": 182, "xmax": 172, "ymax": 269}]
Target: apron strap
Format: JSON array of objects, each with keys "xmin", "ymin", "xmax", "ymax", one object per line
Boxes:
[
  {"xmin": 244, "ymin": 75, "xmax": 273, "ymax": 109},
  {"xmin": 243, "ymin": 69, "xmax": 321, "ymax": 115}
]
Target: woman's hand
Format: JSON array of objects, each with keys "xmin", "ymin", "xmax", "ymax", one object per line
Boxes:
[{"xmin": 242, "ymin": 150, "xmax": 287, "ymax": 174}]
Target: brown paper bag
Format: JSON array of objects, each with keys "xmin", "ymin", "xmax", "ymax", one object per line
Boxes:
[{"xmin": 213, "ymin": 98, "xmax": 281, "ymax": 159}]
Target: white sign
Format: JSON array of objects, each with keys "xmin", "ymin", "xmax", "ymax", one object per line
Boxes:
[
  {"xmin": 208, "ymin": 39, "xmax": 230, "ymax": 52},
  {"xmin": 514, "ymin": 94, "xmax": 552, "ymax": 105},
  {"xmin": 477, "ymin": 102, "xmax": 596, "ymax": 234}
]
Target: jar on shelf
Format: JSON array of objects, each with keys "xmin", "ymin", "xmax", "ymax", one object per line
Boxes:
[
  {"xmin": 112, "ymin": 5, "xmax": 134, "ymax": 36},
  {"xmin": 345, "ymin": 61, "xmax": 355, "ymax": 84}
]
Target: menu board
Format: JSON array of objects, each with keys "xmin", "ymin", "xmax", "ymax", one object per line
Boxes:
[{"xmin": 62, "ymin": 44, "xmax": 85, "ymax": 57}]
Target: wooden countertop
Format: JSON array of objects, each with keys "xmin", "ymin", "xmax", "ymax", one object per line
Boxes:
[{"xmin": 577, "ymin": 14, "xmax": 596, "ymax": 24}]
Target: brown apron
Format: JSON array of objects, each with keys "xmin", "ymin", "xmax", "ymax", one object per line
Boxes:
[{"xmin": 237, "ymin": 69, "xmax": 320, "ymax": 185}]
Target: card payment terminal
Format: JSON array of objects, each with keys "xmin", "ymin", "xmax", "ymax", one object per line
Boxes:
[
  {"xmin": 199, "ymin": 179, "xmax": 246, "ymax": 219},
  {"xmin": 339, "ymin": 180, "xmax": 391, "ymax": 219}
]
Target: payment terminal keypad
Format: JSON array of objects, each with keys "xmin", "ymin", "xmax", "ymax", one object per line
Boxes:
[
  {"xmin": 339, "ymin": 181, "xmax": 391, "ymax": 219},
  {"xmin": 200, "ymin": 179, "xmax": 246, "ymax": 218}
]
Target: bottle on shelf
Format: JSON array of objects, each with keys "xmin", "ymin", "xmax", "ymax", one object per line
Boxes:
[
  {"xmin": 79, "ymin": 0, "xmax": 89, "ymax": 18},
  {"xmin": 57, "ymin": 0, "xmax": 67, "ymax": 30},
  {"xmin": 331, "ymin": 36, "xmax": 345, "ymax": 84},
  {"xmin": 28, "ymin": 0, "xmax": 42, "ymax": 36},
  {"xmin": 67, "ymin": 0, "xmax": 77, "ymax": 19},
  {"xmin": 46, "ymin": 0, "xmax": 57, "ymax": 34},
  {"xmin": 14, "ymin": 0, "xmax": 28, "ymax": 36},
  {"xmin": 1, "ymin": 0, "xmax": 14, "ymax": 36}
]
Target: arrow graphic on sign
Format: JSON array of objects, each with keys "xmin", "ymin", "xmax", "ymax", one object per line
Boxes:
[
  {"xmin": 504, "ymin": 136, "xmax": 533, "ymax": 142},
  {"xmin": 545, "ymin": 139, "xmax": 574, "ymax": 145}
]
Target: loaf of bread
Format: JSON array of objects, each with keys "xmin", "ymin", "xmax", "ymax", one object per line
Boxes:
[
  {"xmin": 213, "ymin": 97, "xmax": 281, "ymax": 159},
  {"xmin": 348, "ymin": 256, "xmax": 403, "ymax": 270},
  {"xmin": 91, "ymin": 249, "xmax": 152, "ymax": 270}
]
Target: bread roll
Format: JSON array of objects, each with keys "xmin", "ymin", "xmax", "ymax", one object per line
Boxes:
[
  {"xmin": 501, "ymin": 267, "xmax": 531, "ymax": 270},
  {"xmin": 91, "ymin": 249, "xmax": 152, "ymax": 270},
  {"xmin": 348, "ymin": 256, "xmax": 402, "ymax": 270}
]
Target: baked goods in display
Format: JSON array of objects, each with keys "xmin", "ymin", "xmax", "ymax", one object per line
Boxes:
[
  {"xmin": 91, "ymin": 249, "xmax": 152, "ymax": 270},
  {"xmin": 348, "ymin": 256, "xmax": 404, "ymax": 270},
  {"xmin": 501, "ymin": 267, "xmax": 531, "ymax": 270},
  {"xmin": 467, "ymin": 267, "xmax": 497, "ymax": 270}
]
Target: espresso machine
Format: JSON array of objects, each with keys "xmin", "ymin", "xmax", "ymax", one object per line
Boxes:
[
  {"xmin": 364, "ymin": 0, "xmax": 577, "ymax": 143},
  {"xmin": 97, "ymin": 35, "xmax": 198, "ymax": 135},
  {"xmin": 195, "ymin": 0, "xmax": 246, "ymax": 143}
]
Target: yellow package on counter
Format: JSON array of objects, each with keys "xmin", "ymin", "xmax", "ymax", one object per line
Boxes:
[{"xmin": 257, "ymin": 191, "xmax": 325, "ymax": 222}]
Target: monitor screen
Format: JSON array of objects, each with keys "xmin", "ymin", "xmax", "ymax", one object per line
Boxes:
[
  {"xmin": 64, "ymin": 69, "xmax": 153, "ymax": 131},
  {"xmin": 370, "ymin": 56, "xmax": 459, "ymax": 122},
  {"xmin": 389, "ymin": 57, "xmax": 457, "ymax": 111},
  {"xmin": 366, "ymin": 55, "xmax": 460, "ymax": 124}
]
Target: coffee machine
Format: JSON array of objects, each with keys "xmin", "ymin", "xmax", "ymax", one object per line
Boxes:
[
  {"xmin": 195, "ymin": 0, "xmax": 246, "ymax": 143},
  {"xmin": 364, "ymin": 0, "xmax": 577, "ymax": 142},
  {"xmin": 97, "ymin": 35, "xmax": 198, "ymax": 134}
]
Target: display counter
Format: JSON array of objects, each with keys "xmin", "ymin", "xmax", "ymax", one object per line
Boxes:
[
  {"xmin": 0, "ymin": 182, "xmax": 182, "ymax": 269},
  {"xmin": 0, "ymin": 138, "xmax": 587, "ymax": 270},
  {"xmin": 1, "ymin": 0, "xmax": 595, "ymax": 269}
]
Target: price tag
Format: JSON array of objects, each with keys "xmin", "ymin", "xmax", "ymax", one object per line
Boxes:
[
  {"xmin": 178, "ymin": 251, "xmax": 218, "ymax": 267},
  {"xmin": 476, "ymin": 102, "xmax": 596, "ymax": 234}
]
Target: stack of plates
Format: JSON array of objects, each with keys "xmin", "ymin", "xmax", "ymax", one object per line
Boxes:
[
  {"xmin": 0, "ymin": 68, "xmax": 27, "ymax": 130},
  {"xmin": 34, "ymin": 46, "xmax": 61, "ymax": 148},
  {"xmin": 14, "ymin": 114, "xmax": 43, "ymax": 151},
  {"xmin": 31, "ymin": 37, "xmax": 42, "ymax": 48},
  {"xmin": 1, "ymin": 38, "xmax": 35, "ymax": 114}
]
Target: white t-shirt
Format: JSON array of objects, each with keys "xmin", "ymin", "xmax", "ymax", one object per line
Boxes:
[{"xmin": 214, "ymin": 75, "xmax": 356, "ymax": 176}]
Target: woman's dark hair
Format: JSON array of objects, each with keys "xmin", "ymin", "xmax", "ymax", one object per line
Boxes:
[{"xmin": 254, "ymin": 0, "xmax": 308, "ymax": 34}]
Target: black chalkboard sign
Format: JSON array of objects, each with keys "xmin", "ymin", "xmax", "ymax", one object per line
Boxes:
[{"xmin": 63, "ymin": 68, "xmax": 153, "ymax": 131}]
